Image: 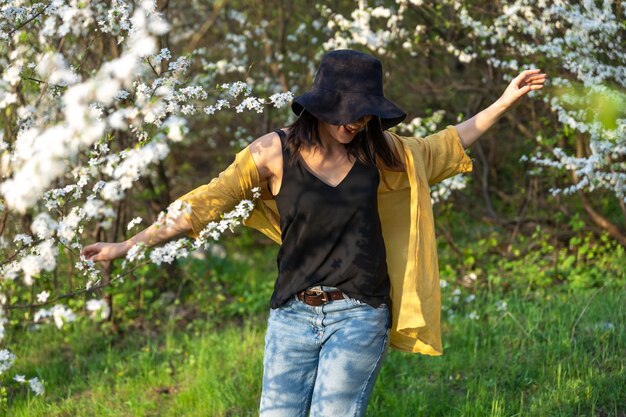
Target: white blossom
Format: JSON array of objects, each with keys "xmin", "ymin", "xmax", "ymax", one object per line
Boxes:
[
  {"xmin": 31, "ymin": 213, "xmax": 58, "ymax": 239},
  {"xmin": 127, "ymin": 217, "xmax": 143, "ymax": 230},
  {"xmin": 167, "ymin": 56, "xmax": 191, "ymax": 77},
  {"xmin": 14, "ymin": 234, "xmax": 33, "ymax": 246},
  {"xmin": 221, "ymin": 81, "xmax": 251, "ymax": 98},
  {"xmin": 57, "ymin": 207, "xmax": 84, "ymax": 242},
  {"xmin": 467, "ymin": 311, "xmax": 480, "ymax": 320},
  {"xmin": 29, "ymin": 377, "xmax": 45, "ymax": 396},
  {"xmin": 0, "ymin": 308, "xmax": 7, "ymax": 340},
  {"xmin": 0, "ymin": 349, "xmax": 15, "ymax": 375},
  {"xmin": 86, "ymin": 299, "xmax": 110, "ymax": 319},
  {"xmin": 149, "ymin": 239, "xmax": 189, "ymax": 265},
  {"xmin": 20, "ymin": 239, "xmax": 58, "ymax": 285},
  {"xmin": 113, "ymin": 90, "xmax": 131, "ymax": 101},
  {"xmin": 268, "ymin": 92, "xmax": 294, "ymax": 108},
  {"xmin": 36, "ymin": 52, "xmax": 81, "ymax": 87},
  {"xmin": 1, "ymin": 261, "xmax": 21, "ymax": 281},
  {"xmin": 34, "ymin": 304, "xmax": 76, "ymax": 329},
  {"xmin": 236, "ymin": 97, "xmax": 265, "ymax": 113},
  {"xmin": 495, "ymin": 300, "xmax": 508, "ymax": 312},
  {"xmin": 37, "ymin": 291, "xmax": 50, "ymax": 303},
  {"xmin": 163, "ymin": 116, "xmax": 188, "ymax": 142},
  {"xmin": 153, "ymin": 48, "xmax": 172, "ymax": 65},
  {"xmin": 125, "ymin": 242, "xmax": 146, "ymax": 263},
  {"xmin": 463, "ymin": 272, "xmax": 477, "ymax": 282}
]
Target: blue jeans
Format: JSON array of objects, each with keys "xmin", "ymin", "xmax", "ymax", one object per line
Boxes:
[{"xmin": 260, "ymin": 286, "xmax": 391, "ymax": 417}]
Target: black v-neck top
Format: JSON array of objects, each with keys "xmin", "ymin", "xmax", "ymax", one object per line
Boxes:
[{"xmin": 270, "ymin": 129, "xmax": 390, "ymax": 309}]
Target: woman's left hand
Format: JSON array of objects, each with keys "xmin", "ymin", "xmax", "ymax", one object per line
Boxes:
[{"xmin": 498, "ymin": 69, "xmax": 547, "ymax": 109}]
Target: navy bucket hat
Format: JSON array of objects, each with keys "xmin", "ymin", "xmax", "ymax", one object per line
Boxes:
[{"xmin": 291, "ymin": 49, "xmax": 407, "ymax": 130}]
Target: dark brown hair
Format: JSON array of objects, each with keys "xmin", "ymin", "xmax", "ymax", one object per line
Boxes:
[{"xmin": 284, "ymin": 110, "xmax": 403, "ymax": 170}]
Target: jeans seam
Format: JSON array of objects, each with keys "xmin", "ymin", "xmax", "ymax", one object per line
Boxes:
[{"xmin": 353, "ymin": 328, "xmax": 389, "ymax": 417}]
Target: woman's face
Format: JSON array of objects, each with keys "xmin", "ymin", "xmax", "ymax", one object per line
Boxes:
[{"xmin": 318, "ymin": 115, "xmax": 373, "ymax": 144}]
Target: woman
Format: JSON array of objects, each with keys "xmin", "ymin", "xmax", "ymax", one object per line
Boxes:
[{"xmin": 82, "ymin": 49, "xmax": 546, "ymax": 416}]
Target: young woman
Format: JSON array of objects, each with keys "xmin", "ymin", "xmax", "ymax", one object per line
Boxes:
[{"xmin": 82, "ymin": 49, "xmax": 546, "ymax": 416}]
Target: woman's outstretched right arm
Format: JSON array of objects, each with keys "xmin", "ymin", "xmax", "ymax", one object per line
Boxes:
[
  {"xmin": 81, "ymin": 130, "xmax": 282, "ymax": 263},
  {"xmin": 81, "ymin": 212, "xmax": 191, "ymax": 262}
]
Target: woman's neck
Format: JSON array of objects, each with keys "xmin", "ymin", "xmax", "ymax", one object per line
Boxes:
[{"xmin": 315, "ymin": 122, "xmax": 349, "ymax": 157}]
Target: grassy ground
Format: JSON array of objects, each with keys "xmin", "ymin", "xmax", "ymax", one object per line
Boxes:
[{"xmin": 5, "ymin": 288, "xmax": 625, "ymax": 417}]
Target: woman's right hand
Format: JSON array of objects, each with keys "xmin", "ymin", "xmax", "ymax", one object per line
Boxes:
[{"xmin": 81, "ymin": 241, "xmax": 131, "ymax": 262}]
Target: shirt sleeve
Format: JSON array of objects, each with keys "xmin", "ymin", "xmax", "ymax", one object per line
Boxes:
[
  {"xmin": 174, "ymin": 146, "xmax": 261, "ymax": 239},
  {"xmin": 413, "ymin": 125, "xmax": 473, "ymax": 185}
]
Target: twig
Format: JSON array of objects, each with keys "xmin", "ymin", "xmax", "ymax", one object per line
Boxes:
[
  {"xmin": 570, "ymin": 286, "xmax": 603, "ymax": 343},
  {"xmin": 473, "ymin": 140, "xmax": 498, "ymax": 219},
  {"xmin": 184, "ymin": 0, "xmax": 227, "ymax": 55},
  {"xmin": 6, "ymin": 2, "xmax": 51, "ymax": 38},
  {"xmin": 0, "ymin": 209, "xmax": 9, "ymax": 239},
  {"xmin": 507, "ymin": 175, "xmax": 532, "ymax": 254},
  {"xmin": 6, "ymin": 260, "xmax": 148, "ymax": 310},
  {"xmin": 22, "ymin": 76, "xmax": 67, "ymax": 90},
  {"xmin": 71, "ymin": 34, "xmax": 99, "ymax": 74},
  {"xmin": 0, "ymin": 240, "xmax": 43, "ymax": 267},
  {"xmin": 498, "ymin": 311, "xmax": 547, "ymax": 341},
  {"xmin": 145, "ymin": 56, "xmax": 160, "ymax": 78}
]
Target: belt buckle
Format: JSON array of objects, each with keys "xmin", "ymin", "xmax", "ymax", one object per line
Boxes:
[{"xmin": 305, "ymin": 289, "xmax": 329, "ymax": 305}]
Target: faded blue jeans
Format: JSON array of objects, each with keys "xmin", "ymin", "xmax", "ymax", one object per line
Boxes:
[{"xmin": 260, "ymin": 286, "xmax": 391, "ymax": 417}]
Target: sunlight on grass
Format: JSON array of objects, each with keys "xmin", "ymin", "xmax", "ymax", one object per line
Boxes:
[{"xmin": 6, "ymin": 289, "xmax": 625, "ymax": 417}]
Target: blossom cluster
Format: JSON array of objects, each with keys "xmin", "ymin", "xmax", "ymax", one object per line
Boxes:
[
  {"xmin": 117, "ymin": 186, "xmax": 261, "ymax": 273},
  {"xmin": 452, "ymin": 0, "xmax": 626, "ymax": 202},
  {"xmin": 195, "ymin": 187, "xmax": 262, "ymax": 246},
  {"xmin": 440, "ymin": 273, "xmax": 508, "ymax": 321},
  {"xmin": 33, "ymin": 304, "xmax": 77, "ymax": 329},
  {"xmin": 319, "ymin": 1, "xmax": 410, "ymax": 57}
]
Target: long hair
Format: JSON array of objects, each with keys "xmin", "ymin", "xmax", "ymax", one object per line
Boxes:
[{"xmin": 284, "ymin": 110, "xmax": 403, "ymax": 170}]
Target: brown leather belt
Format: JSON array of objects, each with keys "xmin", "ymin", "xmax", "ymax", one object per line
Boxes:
[{"xmin": 296, "ymin": 289, "xmax": 346, "ymax": 306}]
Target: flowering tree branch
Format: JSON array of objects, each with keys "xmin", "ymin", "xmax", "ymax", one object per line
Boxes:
[{"xmin": 5, "ymin": 2, "xmax": 52, "ymax": 38}]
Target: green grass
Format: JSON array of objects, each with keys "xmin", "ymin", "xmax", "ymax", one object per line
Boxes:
[{"xmin": 5, "ymin": 288, "xmax": 625, "ymax": 417}]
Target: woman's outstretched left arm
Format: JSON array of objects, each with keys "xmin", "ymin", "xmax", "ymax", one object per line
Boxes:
[{"xmin": 455, "ymin": 69, "xmax": 547, "ymax": 149}]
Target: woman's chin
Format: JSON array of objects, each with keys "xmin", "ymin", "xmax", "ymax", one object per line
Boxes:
[
  {"xmin": 318, "ymin": 122, "xmax": 357, "ymax": 145},
  {"xmin": 337, "ymin": 126, "xmax": 357, "ymax": 141}
]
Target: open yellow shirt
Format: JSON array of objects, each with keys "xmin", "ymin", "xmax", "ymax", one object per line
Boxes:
[{"xmin": 177, "ymin": 125, "xmax": 473, "ymax": 355}]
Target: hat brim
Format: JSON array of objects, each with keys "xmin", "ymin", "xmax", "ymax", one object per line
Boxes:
[{"xmin": 291, "ymin": 88, "xmax": 406, "ymax": 130}]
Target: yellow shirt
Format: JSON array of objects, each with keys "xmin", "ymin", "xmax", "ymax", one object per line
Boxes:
[{"xmin": 177, "ymin": 125, "xmax": 472, "ymax": 355}]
